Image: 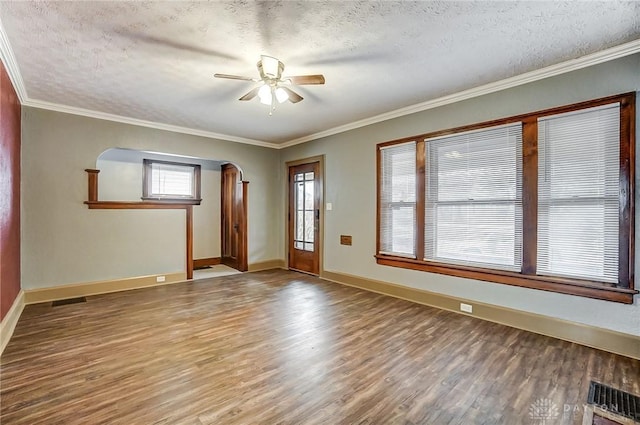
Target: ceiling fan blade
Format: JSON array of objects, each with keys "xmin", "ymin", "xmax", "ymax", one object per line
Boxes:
[
  {"xmin": 239, "ymin": 87, "xmax": 260, "ymax": 101},
  {"xmin": 214, "ymin": 73, "xmax": 257, "ymax": 82},
  {"xmin": 115, "ymin": 29, "xmax": 240, "ymax": 61},
  {"xmin": 285, "ymin": 74, "xmax": 325, "ymax": 85},
  {"xmin": 280, "ymin": 87, "xmax": 303, "ymax": 103}
]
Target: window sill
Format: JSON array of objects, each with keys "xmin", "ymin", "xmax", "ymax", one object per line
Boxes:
[{"xmin": 375, "ymin": 254, "xmax": 637, "ymax": 304}]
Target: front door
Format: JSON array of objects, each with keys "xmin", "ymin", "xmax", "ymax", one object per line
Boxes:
[
  {"xmin": 288, "ymin": 162, "xmax": 320, "ymax": 275},
  {"xmin": 221, "ymin": 164, "xmax": 248, "ymax": 271}
]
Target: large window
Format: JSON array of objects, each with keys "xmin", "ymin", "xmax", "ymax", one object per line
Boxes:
[
  {"xmin": 376, "ymin": 93, "xmax": 636, "ymax": 303},
  {"xmin": 425, "ymin": 123, "xmax": 522, "ymax": 271},
  {"xmin": 537, "ymin": 104, "xmax": 620, "ymax": 283},
  {"xmin": 379, "ymin": 141, "xmax": 417, "ymax": 257},
  {"xmin": 142, "ymin": 159, "xmax": 201, "ymax": 201}
]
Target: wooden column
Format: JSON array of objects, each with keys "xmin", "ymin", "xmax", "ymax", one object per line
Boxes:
[
  {"xmin": 239, "ymin": 181, "xmax": 249, "ymax": 272},
  {"xmin": 186, "ymin": 205, "xmax": 193, "ymax": 280},
  {"xmin": 85, "ymin": 169, "xmax": 100, "ymax": 202}
]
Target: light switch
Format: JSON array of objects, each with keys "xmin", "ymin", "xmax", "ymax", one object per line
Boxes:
[{"xmin": 326, "ymin": 203, "xmax": 333, "ymax": 211}]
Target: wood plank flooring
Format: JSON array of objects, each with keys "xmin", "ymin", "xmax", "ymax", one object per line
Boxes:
[{"xmin": 1, "ymin": 270, "xmax": 638, "ymax": 425}]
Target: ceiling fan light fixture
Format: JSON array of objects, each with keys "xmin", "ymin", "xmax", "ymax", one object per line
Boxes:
[
  {"xmin": 275, "ymin": 87, "xmax": 288, "ymax": 103},
  {"xmin": 258, "ymin": 84, "xmax": 272, "ymax": 105}
]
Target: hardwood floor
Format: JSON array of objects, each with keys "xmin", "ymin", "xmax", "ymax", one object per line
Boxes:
[{"xmin": 1, "ymin": 270, "xmax": 638, "ymax": 425}]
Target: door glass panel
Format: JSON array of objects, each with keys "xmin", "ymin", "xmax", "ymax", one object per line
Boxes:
[
  {"xmin": 305, "ymin": 211, "xmax": 314, "ymax": 243},
  {"xmin": 297, "ymin": 181, "xmax": 304, "ymax": 210},
  {"xmin": 293, "ymin": 169, "xmax": 317, "ymax": 251},
  {"xmin": 296, "ymin": 211, "xmax": 304, "ymax": 241},
  {"xmin": 304, "ymin": 181, "xmax": 314, "ymax": 210}
]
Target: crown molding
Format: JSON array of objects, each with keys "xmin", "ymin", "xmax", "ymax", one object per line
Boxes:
[
  {"xmin": 278, "ymin": 39, "xmax": 640, "ymax": 149},
  {"xmin": 0, "ymin": 16, "xmax": 275, "ymax": 148},
  {"xmin": 22, "ymin": 99, "xmax": 278, "ymax": 149},
  {"xmin": 0, "ymin": 17, "xmax": 27, "ymax": 103}
]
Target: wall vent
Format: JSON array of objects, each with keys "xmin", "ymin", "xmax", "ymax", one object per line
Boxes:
[
  {"xmin": 51, "ymin": 297, "xmax": 87, "ymax": 307},
  {"xmin": 587, "ymin": 381, "xmax": 640, "ymax": 421}
]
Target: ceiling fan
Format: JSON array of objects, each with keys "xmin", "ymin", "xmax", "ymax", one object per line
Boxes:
[{"xmin": 214, "ymin": 55, "xmax": 325, "ymax": 114}]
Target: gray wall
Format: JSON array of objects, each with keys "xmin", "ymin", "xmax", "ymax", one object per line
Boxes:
[
  {"xmin": 280, "ymin": 53, "xmax": 640, "ymax": 336},
  {"xmin": 21, "ymin": 109, "xmax": 283, "ymax": 289},
  {"xmin": 19, "ymin": 54, "xmax": 639, "ymax": 336}
]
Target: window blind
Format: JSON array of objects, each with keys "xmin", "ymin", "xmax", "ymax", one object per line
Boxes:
[
  {"xmin": 379, "ymin": 141, "xmax": 417, "ymax": 257},
  {"xmin": 537, "ymin": 103, "xmax": 620, "ymax": 283},
  {"xmin": 425, "ymin": 123, "xmax": 523, "ymax": 270},
  {"xmin": 151, "ymin": 162, "xmax": 195, "ymax": 197}
]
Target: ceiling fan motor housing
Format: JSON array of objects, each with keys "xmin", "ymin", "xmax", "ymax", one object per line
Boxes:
[{"xmin": 258, "ymin": 55, "xmax": 285, "ymax": 80}]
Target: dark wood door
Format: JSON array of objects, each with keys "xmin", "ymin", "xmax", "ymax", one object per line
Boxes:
[
  {"xmin": 288, "ymin": 162, "xmax": 320, "ymax": 275},
  {"xmin": 221, "ymin": 164, "xmax": 248, "ymax": 271}
]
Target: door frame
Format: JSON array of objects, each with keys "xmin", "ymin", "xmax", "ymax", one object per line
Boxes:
[
  {"xmin": 221, "ymin": 163, "xmax": 249, "ymax": 272},
  {"xmin": 285, "ymin": 155, "xmax": 324, "ymax": 276}
]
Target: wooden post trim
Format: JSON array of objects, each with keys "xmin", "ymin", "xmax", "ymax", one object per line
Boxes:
[
  {"xmin": 85, "ymin": 169, "xmax": 100, "ymax": 202},
  {"xmin": 186, "ymin": 205, "xmax": 193, "ymax": 280}
]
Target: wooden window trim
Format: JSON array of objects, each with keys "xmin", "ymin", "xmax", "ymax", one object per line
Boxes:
[
  {"xmin": 142, "ymin": 159, "xmax": 202, "ymax": 201},
  {"xmin": 376, "ymin": 92, "xmax": 637, "ymax": 304},
  {"xmin": 375, "ymin": 254, "xmax": 635, "ymax": 303}
]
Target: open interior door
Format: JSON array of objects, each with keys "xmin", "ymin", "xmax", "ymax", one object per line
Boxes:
[{"xmin": 221, "ymin": 164, "xmax": 248, "ymax": 271}]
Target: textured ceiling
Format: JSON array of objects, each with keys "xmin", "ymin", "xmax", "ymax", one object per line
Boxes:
[{"xmin": 1, "ymin": 1, "xmax": 639, "ymax": 145}]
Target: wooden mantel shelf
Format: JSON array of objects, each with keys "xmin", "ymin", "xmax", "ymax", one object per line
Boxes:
[
  {"xmin": 83, "ymin": 169, "xmax": 195, "ymax": 279},
  {"xmin": 84, "ymin": 200, "xmax": 200, "ymax": 209}
]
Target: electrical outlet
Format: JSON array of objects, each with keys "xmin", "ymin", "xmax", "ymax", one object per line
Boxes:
[
  {"xmin": 460, "ymin": 303, "xmax": 473, "ymax": 313},
  {"xmin": 156, "ymin": 275, "xmax": 166, "ymax": 283}
]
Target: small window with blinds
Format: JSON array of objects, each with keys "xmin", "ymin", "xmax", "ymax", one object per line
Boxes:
[
  {"xmin": 537, "ymin": 104, "xmax": 620, "ymax": 283},
  {"xmin": 425, "ymin": 123, "xmax": 523, "ymax": 271},
  {"xmin": 142, "ymin": 159, "xmax": 201, "ymax": 200},
  {"xmin": 379, "ymin": 141, "xmax": 417, "ymax": 257},
  {"xmin": 376, "ymin": 92, "xmax": 635, "ymax": 303}
]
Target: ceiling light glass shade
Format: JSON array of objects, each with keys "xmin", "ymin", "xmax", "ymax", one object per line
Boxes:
[
  {"xmin": 261, "ymin": 55, "xmax": 280, "ymax": 78},
  {"xmin": 275, "ymin": 87, "xmax": 288, "ymax": 103},
  {"xmin": 258, "ymin": 84, "xmax": 272, "ymax": 105}
]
